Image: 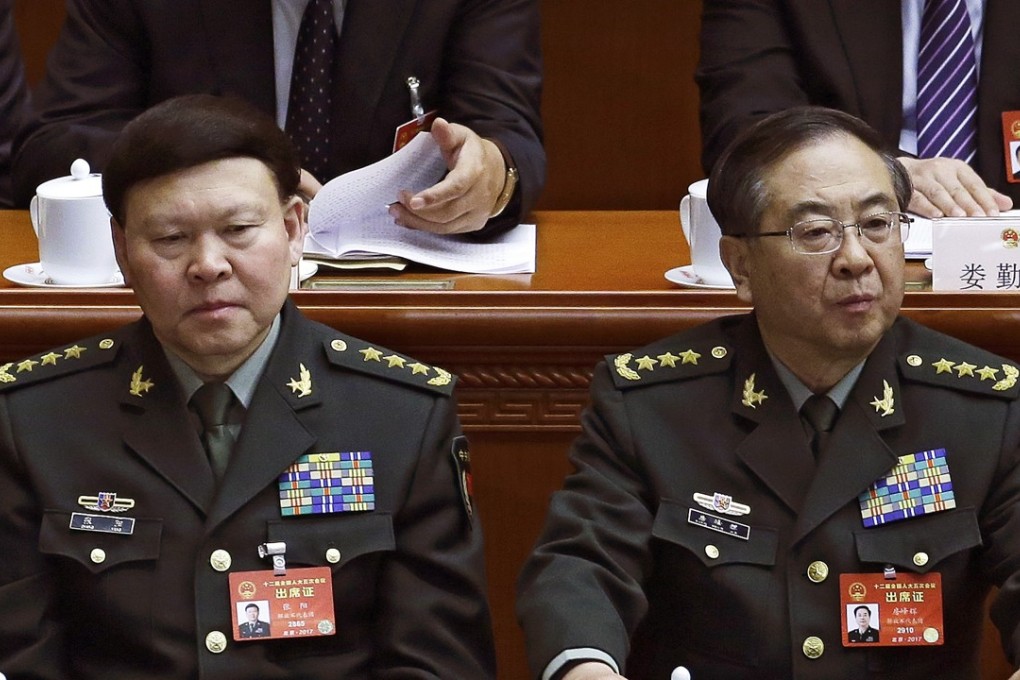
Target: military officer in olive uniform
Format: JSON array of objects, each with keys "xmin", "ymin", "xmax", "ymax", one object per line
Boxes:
[
  {"xmin": 517, "ymin": 108, "xmax": 1020, "ymax": 680},
  {"xmin": 0, "ymin": 95, "xmax": 494, "ymax": 679}
]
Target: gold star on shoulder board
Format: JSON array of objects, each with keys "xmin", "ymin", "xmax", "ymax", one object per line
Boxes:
[
  {"xmin": 287, "ymin": 363, "xmax": 313, "ymax": 398},
  {"xmin": 741, "ymin": 373, "xmax": 768, "ymax": 409},
  {"xmin": 0, "ymin": 363, "xmax": 14, "ymax": 383},
  {"xmin": 408, "ymin": 362, "xmax": 430, "ymax": 376},
  {"xmin": 129, "ymin": 366, "xmax": 154, "ymax": 397},
  {"xmin": 932, "ymin": 358, "xmax": 955, "ymax": 374},
  {"xmin": 976, "ymin": 365, "xmax": 999, "ymax": 381},
  {"xmin": 657, "ymin": 352, "xmax": 679, "ymax": 368},
  {"xmin": 63, "ymin": 345, "xmax": 86, "ymax": 359},
  {"xmin": 360, "ymin": 347, "xmax": 383, "ymax": 362},
  {"xmin": 383, "ymin": 354, "xmax": 406, "ymax": 369},
  {"xmin": 870, "ymin": 379, "xmax": 895, "ymax": 417},
  {"xmin": 40, "ymin": 352, "xmax": 60, "ymax": 366},
  {"xmin": 16, "ymin": 358, "xmax": 37, "ymax": 373},
  {"xmin": 679, "ymin": 349, "xmax": 702, "ymax": 365},
  {"xmin": 635, "ymin": 355, "xmax": 657, "ymax": 371},
  {"xmin": 954, "ymin": 361, "xmax": 976, "ymax": 378}
]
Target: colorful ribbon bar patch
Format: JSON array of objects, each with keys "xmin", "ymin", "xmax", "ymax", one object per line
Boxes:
[
  {"xmin": 278, "ymin": 451, "xmax": 375, "ymax": 516},
  {"xmin": 858, "ymin": 448, "xmax": 955, "ymax": 527}
]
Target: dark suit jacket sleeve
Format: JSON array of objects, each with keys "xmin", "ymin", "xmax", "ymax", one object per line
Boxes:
[
  {"xmin": 11, "ymin": 0, "xmax": 152, "ymax": 205},
  {"xmin": 695, "ymin": 0, "xmax": 816, "ymax": 175},
  {"xmin": 0, "ymin": 395, "xmax": 68, "ymax": 678},
  {"xmin": 516, "ymin": 364, "xmax": 655, "ymax": 678},
  {"xmin": 372, "ymin": 392, "xmax": 496, "ymax": 678},
  {"xmin": 0, "ymin": 0, "xmax": 29, "ymax": 208},
  {"xmin": 441, "ymin": 0, "xmax": 545, "ymax": 234}
]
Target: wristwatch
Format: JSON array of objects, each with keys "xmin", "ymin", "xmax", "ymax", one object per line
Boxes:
[{"xmin": 489, "ymin": 164, "xmax": 519, "ymax": 218}]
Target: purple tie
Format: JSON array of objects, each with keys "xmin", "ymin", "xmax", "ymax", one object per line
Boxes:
[
  {"xmin": 916, "ymin": 0, "xmax": 978, "ymax": 164},
  {"xmin": 286, "ymin": 0, "xmax": 337, "ymax": 181}
]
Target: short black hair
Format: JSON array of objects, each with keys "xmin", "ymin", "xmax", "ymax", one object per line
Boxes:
[
  {"xmin": 707, "ymin": 106, "xmax": 912, "ymax": 236},
  {"xmin": 103, "ymin": 94, "xmax": 301, "ymax": 225},
  {"xmin": 245, "ymin": 604, "xmax": 260, "ymax": 612},
  {"xmin": 854, "ymin": 605, "xmax": 871, "ymax": 616}
]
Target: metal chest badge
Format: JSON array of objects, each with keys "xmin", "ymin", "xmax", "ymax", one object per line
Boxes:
[
  {"xmin": 278, "ymin": 452, "xmax": 375, "ymax": 516},
  {"xmin": 858, "ymin": 448, "xmax": 955, "ymax": 527}
]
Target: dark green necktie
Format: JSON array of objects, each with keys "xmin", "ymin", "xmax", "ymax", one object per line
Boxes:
[
  {"xmin": 801, "ymin": 394, "xmax": 838, "ymax": 458},
  {"xmin": 191, "ymin": 382, "xmax": 236, "ymax": 481}
]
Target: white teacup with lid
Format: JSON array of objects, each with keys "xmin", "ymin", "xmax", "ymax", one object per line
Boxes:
[
  {"xmin": 30, "ymin": 159, "xmax": 119, "ymax": 285},
  {"xmin": 680, "ymin": 179, "xmax": 731, "ymax": 286}
]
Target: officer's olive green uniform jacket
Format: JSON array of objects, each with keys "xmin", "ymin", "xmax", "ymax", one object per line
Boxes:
[
  {"xmin": 518, "ymin": 314, "xmax": 1020, "ymax": 679},
  {"xmin": 0, "ymin": 302, "xmax": 494, "ymax": 679}
]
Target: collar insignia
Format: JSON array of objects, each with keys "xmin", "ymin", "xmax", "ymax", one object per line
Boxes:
[
  {"xmin": 287, "ymin": 363, "xmax": 313, "ymax": 398},
  {"xmin": 129, "ymin": 366, "xmax": 154, "ymax": 397},
  {"xmin": 741, "ymin": 372, "xmax": 767, "ymax": 409},
  {"xmin": 870, "ymin": 379, "xmax": 895, "ymax": 417}
]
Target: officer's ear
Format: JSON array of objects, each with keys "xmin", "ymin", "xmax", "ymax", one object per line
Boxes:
[
  {"xmin": 721, "ymin": 235, "xmax": 753, "ymax": 304},
  {"xmin": 111, "ymin": 217, "xmax": 132, "ymax": 287}
]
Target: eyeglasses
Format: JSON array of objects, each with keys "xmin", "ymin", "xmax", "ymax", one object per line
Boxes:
[{"xmin": 736, "ymin": 211, "xmax": 912, "ymax": 255}]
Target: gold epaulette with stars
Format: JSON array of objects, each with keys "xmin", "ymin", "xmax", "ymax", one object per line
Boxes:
[
  {"xmin": 899, "ymin": 351, "xmax": 1020, "ymax": 400},
  {"xmin": 0, "ymin": 336, "xmax": 121, "ymax": 392},
  {"xmin": 607, "ymin": 341, "xmax": 732, "ymax": 390},
  {"xmin": 322, "ymin": 335, "xmax": 455, "ymax": 396}
]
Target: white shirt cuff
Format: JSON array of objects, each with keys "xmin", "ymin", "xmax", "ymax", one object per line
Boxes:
[{"xmin": 542, "ymin": 648, "xmax": 620, "ymax": 680}]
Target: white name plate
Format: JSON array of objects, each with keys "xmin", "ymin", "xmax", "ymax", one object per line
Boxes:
[{"xmin": 932, "ymin": 217, "xmax": 1020, "ymax": 291}]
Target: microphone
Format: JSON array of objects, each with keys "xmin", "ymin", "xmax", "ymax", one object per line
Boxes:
[{"xmin": 670, "ymin": 667, "xmax": 691, "ymax": 680}]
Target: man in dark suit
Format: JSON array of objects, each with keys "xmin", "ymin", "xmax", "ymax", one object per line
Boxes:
[
  {"xmin": 0, "ymin": 0, "xmax": 29, "ymax": 207},
  {"xmin": 697, "ymin": 0, "xmax": 1019, "ymax": 220},
  {"xmin": 517, "ymin": 107, "xmax": 1020, "ymax": 679},
  {"xmin": 0, "ymin": 94, "xmax": 494, "ymax": 679},
  {"xmin": 12, "ymin": 0, "xmax": 543, "ymax": 236},
  {"xmin": 238, "ymin": 604, "xmax": 271, "ymax": 639}
]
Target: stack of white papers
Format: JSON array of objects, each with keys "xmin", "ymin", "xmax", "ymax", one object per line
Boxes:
[{"xmin": 303, "ymin": 133, "xmax": 536, "ymax": 274}]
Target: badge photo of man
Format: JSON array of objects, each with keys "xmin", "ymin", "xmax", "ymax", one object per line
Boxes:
[
  {"xmin": 0, "ymin": 94, "xmax": 494, "ymax": 679},
  {"xmin": 516, "ymin": 107, "xmax": 1020, "ymax": 680},
  {"xmin": 848, "ymin": 604, "xmax": 880, "ymax": 644},
  {"xmin": 238, "ymin": 602, "xmax": 271, "ymax": 639}
]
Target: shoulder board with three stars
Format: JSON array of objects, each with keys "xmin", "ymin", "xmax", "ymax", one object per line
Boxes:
[
  {"xmin": 899, "ymin": 351, "xmax": 1020, "ymax": 400},
  {"xmin": 607, "ymin": 340, "xmax": 732, "ymax": 390},
  {"xmin": 0, "ymin": 335, "xmax": 122, "ymax": 392},
  {"xmin": 322, "ymin": 336, "xmax": 455, "ymax": 396}
]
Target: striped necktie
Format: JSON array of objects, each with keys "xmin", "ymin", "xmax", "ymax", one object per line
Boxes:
[
  {"xmin": 916, "ymin": 0, "xmax": 978, "ymax": 164},
  {"xmin": 286, "ymin": 0, "xmax": 338, "ymax": 181}
]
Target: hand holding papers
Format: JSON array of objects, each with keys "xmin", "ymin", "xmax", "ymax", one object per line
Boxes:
[{"xmin": 303, "ymin": 133, "xmax": 536, "ymax": 274}]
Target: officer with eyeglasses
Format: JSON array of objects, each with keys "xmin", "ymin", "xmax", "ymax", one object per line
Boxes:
[{"xmin": 517, "ymin": 106, "xmax": 1020, "ymax": 680}]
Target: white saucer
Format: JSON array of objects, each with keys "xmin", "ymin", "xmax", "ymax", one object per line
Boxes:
[
  {"xmin": 664, "ymin": 265, "xmax": 733, "ymax": 290},
  {"xmin": 299, "ymin": 259, "xmax": 318, "ymax": 282},
  {"xmin": 3, "ymin": 262, "xmax": 124, "ymax": 289}
]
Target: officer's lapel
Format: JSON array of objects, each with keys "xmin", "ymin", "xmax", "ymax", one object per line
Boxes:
[
  {"xmin": 730, "ymin": 320, "xmax": 816, "ymax": 513},
  {"xmin": 207, "ymin": 383, "xmax": 317, "ymax": 527},
  {"xmin": 206, "ymin": 310, "xmax": 319, "ymax": 527},
  {"xmin": 119, "ymin": 330, "xmax": 216, "ymax": 514},
  {"xmin": 791, "ymin": 332, "xmax": 904, "ymax": 543}
]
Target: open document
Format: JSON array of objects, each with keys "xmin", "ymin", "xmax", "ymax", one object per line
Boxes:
[{"xmin": 303, "ymin": 132, "xmax": 536, "ymax": 274}]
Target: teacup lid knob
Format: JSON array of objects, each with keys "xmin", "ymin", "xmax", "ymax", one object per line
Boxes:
[{"xmin": 70, "ymin": 158, "xmax": 91, "ymax": 180}]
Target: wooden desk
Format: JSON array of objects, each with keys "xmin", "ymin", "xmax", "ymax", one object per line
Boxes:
[{"xmin": 0, "ymin": 210, "xmax": 1014, "ymax": 678}]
